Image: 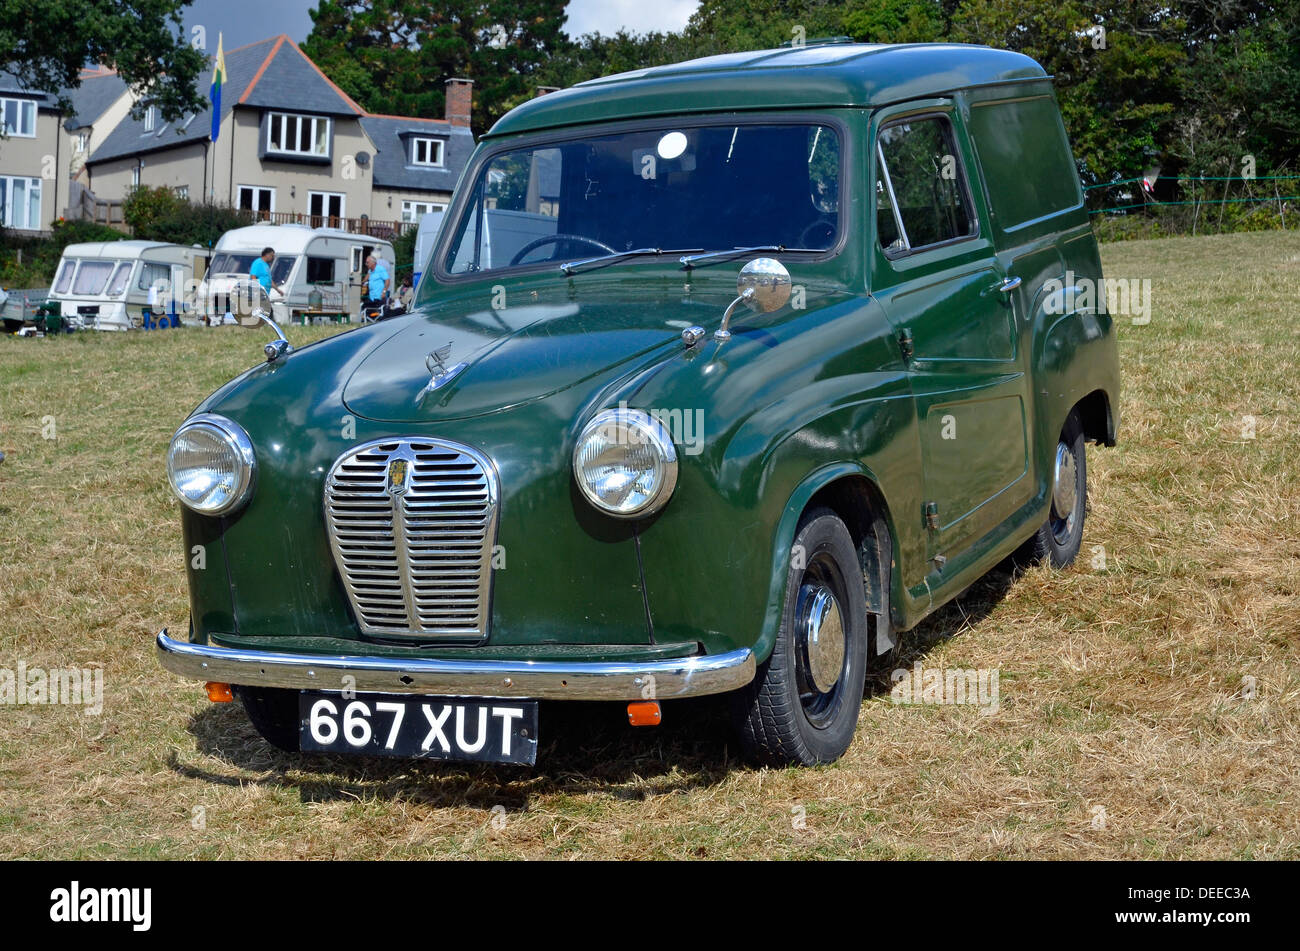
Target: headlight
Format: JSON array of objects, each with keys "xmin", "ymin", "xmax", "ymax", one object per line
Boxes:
[
  {"xmin": 167, "ymin": 413, "xmax": 257, "ymax": 516},
  {"xmin": 573, "ymin": 408, "xmax": 678, "ymax": 518}
]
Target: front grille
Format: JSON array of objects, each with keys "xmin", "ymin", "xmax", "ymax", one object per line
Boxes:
[{"xmin": 324, "ymin": 438, "xmax": 499, "ymax": 640}]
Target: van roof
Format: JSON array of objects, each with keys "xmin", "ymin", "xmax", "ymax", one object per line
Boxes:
[
  {"xmin": 214, "ymin": 224, "xmax": 394, "ymax": 255},
  {"xmin": 486, "ymin": 42, "xmax": 1047, "ymax": 138}
]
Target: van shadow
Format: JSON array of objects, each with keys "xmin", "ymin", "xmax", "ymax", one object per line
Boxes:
[
  {"xmin": 172, "ymin": 560, "xmax": 1023, "ymax": 810},
  {"xmin": 864, "ymin": 557, "xmax": 1020, "ymax": 693},
  {"xmin": 174, "ymin": 693, "xmax": 740, "ymax": 810}
]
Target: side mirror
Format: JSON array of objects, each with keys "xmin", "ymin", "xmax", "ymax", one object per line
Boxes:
[
  {"xmin": 716, "ymin": 257, "xmax": 792, "ymax": 341},
  {"xmin": 736, "ymin": 257, "xmax": 792, "ymax": 313}
]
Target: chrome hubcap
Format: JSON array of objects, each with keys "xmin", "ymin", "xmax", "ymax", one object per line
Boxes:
[
  {"xmin": 1052, "ymin": 441, "xmax": 1078, "ymax": 518},
  {"xmin": 798, "ymin": 583, "xmax": 844, "ymax": 694}
]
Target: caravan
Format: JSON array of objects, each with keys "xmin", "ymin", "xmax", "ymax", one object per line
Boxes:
[
  {"xmin": 47, "ymin": 241, "xmax": 208, "ymax": 331},
  {"xmin": 196, "ymin": 224, "xmax": 395, "ymax": 325}
]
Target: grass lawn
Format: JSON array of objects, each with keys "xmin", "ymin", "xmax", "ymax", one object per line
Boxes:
[{"xmin": 1, "ymin": 230, "xmax": 1297, "ymax": 859}]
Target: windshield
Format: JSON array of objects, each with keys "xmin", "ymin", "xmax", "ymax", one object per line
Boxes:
[
  {"xmin": 211, "ymin": 252, "xmax": 297, "ymax": 284},
  {"xmin": 443, "ymin": 122, "xmax": 841, "ymax": 275},
  {"xmin": 71, "ymin": 261, "xmax": 115, "ymax": 296}
]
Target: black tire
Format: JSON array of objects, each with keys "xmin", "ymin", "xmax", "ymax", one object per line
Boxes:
[
  {"xmin": 1014, "ymin": 410, "xmax": 1087, "ymax": 568},
  {"xmin": 235, "ymin": 686, "xmax": 300, "ymax": 752},
  {"xmin": 732, "ymin": 507, "xmax": 869, "ymax": 766}
]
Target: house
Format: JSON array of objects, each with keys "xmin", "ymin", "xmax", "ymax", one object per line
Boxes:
[
  {"xmin": 81, "ymin": 35, "xmax": 474, "ymax": 236},
  {"xmin": 0, "ymin": 67, "xmax": 130, "ymax": 232},
  {"xmin": 0, "ymin": 74, "xmax": 64, "ymax": 231}
]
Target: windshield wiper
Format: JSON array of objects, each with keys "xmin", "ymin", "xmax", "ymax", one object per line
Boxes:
[
  {"xmin": 678, "ymin": 246, "xmax": 822, "ymax": 270},
  {"xmin": 560, "ymin": 248, "xmax": 704, "ymax": 276}
]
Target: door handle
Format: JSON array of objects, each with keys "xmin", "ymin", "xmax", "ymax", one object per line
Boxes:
[{"xmin": 994, "ymin": 276, "xmax": 1022, "ymax": 294}]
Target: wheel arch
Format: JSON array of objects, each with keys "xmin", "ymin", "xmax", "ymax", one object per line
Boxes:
[{"xmin": 1072, "ymin": 388, "xmax": 1116, "ymax": 447}]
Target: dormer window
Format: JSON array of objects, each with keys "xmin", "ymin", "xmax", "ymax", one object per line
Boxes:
[
  {"xmin": 143, "ymin": 105, "xmax": 156, "ymax": 132},
  {"xmin": 412, "ymin": 137, "xmax": 444, "ymax": 167},
  {"xmin": 267, "ymin": 112, "xmax": 330, "ymax": 157}
]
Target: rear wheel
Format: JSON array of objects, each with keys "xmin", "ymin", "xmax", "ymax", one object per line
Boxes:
[
  {"xmin": 732, "ymin": 508, "xmax": 868, "ymax": 766},
  {"xmin": 235, "ymin": 686, "xmax": 299, "ymax": 752},
  {"xmin": 1014, "ymin": 410, "xmax": 1087, "ymax": 568}
]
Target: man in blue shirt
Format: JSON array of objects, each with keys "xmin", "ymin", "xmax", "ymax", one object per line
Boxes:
[
  {"xmin": 362, "ymin": 253, "xmax": 391, "ymax": 321},
  {"xmin": 250, "ymin": 247, "xmax": 278, "ymax": 295}
]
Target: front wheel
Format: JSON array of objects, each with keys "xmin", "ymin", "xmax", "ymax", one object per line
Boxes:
[
  {"xmin": 732, "ymin": 508, "xmax": 868, "ymax": 766},
  {"xmin": 1014, "ymin": 410, "xmax": 1087, "ymax": 568}
]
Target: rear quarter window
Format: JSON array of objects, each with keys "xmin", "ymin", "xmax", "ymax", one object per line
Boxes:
[{"xmin": 968, "ymin": 95, "xmax": 1082, "ymax": 234}]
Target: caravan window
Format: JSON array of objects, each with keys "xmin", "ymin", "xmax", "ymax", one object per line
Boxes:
[
  {"xmin": 72, "ymin": 261, "xmax": 115, "ymax": 295},
  {"xmin": 107, "ymin": 262, "xmax": 134, "ymax": 297},
  {"xmin": 306, "ymin": 257, "xmax": 335, "ymax": 283},
  {"xmin": 137, "ymin": 262, "xmax": 170, "ymax": 291},
  {"xmin": 54, "ymin": 260, "xmax": 77, "ymax": 294}
]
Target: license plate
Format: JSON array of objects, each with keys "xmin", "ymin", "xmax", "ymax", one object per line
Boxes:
[{"xmin": 298, "ymin": 692, "xmax": 538, "ymax": 765}]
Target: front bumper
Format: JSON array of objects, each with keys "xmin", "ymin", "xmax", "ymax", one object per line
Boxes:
[{"xmin": 155, "ymin": 630, "xmax": 755, "ymax": 701}]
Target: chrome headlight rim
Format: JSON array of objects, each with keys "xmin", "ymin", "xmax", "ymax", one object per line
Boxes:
[
  {"xmin": 167, "ymin": 412, "xmax": 257, "ymax": 517},
  {"xmin": 573, "ymin": 407, "xmax": 679, "ymax": 519}
]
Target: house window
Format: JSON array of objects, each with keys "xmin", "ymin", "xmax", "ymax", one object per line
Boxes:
[
  {"xmin": 238, "ymin": 185, "xmax": 275, "ymax": 219},
  {"xmin": 0, "ymin": 97, "xmax": 36, "ymax": 137},
  {"xmin": 174, "ymin": 185, "xmax": 189, "ymax": 200},
  {"xmin": 411, "ymin": 137, "xmax": 444, "ymax": 167},
  {"xmin": 401, "ymin": 200, "xmax": 446, "ymax": 223},
  {"xmin": 308, "ymin": 191, "xmax": 345, "ymax": 224},
  {"xmin": 267, "ymin": 112, "xmax": 330, "ymax": 157},
  {"xmin": 131, "ymin": 166, "xmax": 140, "ymax": 188},
  {"xmin": 75, "ymin": 133, "xmax": 88, "ymax": 153},
  {"xmin": 0, "ymin": 175, "xmax": 42, "ymax": 230},
  {"xmin": 143, "ymin": 106, "xmax": 156, "ymax": 132}
]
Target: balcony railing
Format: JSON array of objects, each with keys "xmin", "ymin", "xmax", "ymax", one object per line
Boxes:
[{"xmin": 241, "ymin": 210, "xmax": 416, "ymax": 239}]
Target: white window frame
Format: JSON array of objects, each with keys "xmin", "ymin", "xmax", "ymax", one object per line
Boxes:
[
  {"xmin": 308, "ymin": 190, "xmax": 345, "ymax": 221},
  {"xmin": 411, "ymin": 137, "xmax": 445, "ymax": 167},
  {"xmin": 75, "ymin": 132, "xmax": 88, "ymax": 152},
  {"xmin": 131, "ymin": 166, "xmax": 140, "ymax": 188},
  {"xmin": 174, "ymin": 185, "xmax": 189, "ymax": 200},
  {"xmin": 266, "ymin": 111, "xmax": 331, "ymax": 158},
  {"xmin": 238, "ymin": 185, "xmax": 276, "ymax": 216},
  {"xmin": 0, "ymin": 97, "xmax": 37, "ymax": 137},
  {"xmin": 142, "ymin": 105, "xmax": 155, "ymax": 132},
  {"xmin": 0, "ymin": 174, "xmax": 43, "ymax": 230},
  {"xmin": 401, "ymin": 199, "xmax": 446, "ymax": 223}
]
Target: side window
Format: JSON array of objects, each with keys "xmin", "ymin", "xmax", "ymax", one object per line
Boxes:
[
  {"xmin": 875, "ymin": 115, "xmax": 976, "ymax": 256},
  {"xmin": 137, "ymin": 262, "xmax": 169, "ymax": 291},
  {"xmin": 306, "ymin": 256, "xmax": 334, "ymax": 283},
  {"xmin": 967, "ymin": 96, "xmax": 1082, "ymax": 234}
]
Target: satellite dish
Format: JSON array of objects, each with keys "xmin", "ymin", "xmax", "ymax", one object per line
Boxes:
[{"xmin": 355, "ymin": 151, "xmax": 371, "ymax": 167}]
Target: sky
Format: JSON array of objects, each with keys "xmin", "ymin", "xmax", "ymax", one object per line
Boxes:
[{"xmin": 180, "ymin": 0, "xmax": 701, "ymax": 51}]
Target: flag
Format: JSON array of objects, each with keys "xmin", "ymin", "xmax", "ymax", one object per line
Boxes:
[{"xmin": 209, "ymin": 34, "xmax": 226, "ymax": 143}]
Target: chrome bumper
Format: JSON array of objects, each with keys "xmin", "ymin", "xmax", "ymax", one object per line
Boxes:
[{"xmin": 155, "ymin": 630, "xmax": 755, "ymax": 701}]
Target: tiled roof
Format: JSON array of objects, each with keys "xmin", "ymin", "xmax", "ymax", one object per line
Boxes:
[
  {"xmin": 358, "ymin": 115, "xmax": 474, "ymax": 193},
  {"xmin": 87, "ymin": 35, "xmax": 362, "ymax": 165},
  {"xmin": 62, "ymin": 72, "xmax": 128, "ymax": 130},
  {"xmin": 0, "ymin": 71, "xmax": 59, "ymax": 108}
]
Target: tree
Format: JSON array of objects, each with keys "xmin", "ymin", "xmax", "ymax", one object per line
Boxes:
[
  {"xmin": 0, "ymin": 0, "xmax": 206, "ymax": 121},
  {"xmin": 302, "ymin": 1, "xmax": 569, "ymax": 134}
]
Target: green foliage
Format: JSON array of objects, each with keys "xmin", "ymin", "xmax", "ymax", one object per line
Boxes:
[
  {"xmin": 302, "ymin": 0, "xmax": 570, "ymax": 134},
  {"xmin": 122, "ymin": 187, "xmax": 253, "ymax": 247},
  {"xmin": 0, "ymin": 0, "xmax": 205, "ymax": 122},
  {"xmin": 392, "ymin": 225, "xmax": 417, "ymax": 274},
  {"xmin": 0, "ymin": 219, "xmax": 126, "ymax": 289}
]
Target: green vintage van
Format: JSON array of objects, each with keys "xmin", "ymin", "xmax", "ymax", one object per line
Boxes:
[{"xmin": 158, "ymin": 42, "xmax": 1119, "ymax": 766}]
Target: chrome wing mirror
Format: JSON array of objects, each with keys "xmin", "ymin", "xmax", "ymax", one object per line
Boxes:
[{"xmin": 715, "ymin": 257, "xmax": 792, "ymax": 342}]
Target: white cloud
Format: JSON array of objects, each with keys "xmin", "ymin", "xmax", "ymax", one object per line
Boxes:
[{"xmin": 565, "ymin": 0, "xmax": 700, "ymax": 38}]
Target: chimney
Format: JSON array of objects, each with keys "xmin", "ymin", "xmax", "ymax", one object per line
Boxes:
[{"xmin": 444, "ymin": 78, "xmax": 473, "ymax": 128}]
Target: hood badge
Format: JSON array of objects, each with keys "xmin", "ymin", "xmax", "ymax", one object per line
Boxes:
[
  {"xmin": 424, "ymin": 342, "xmax": 468, "ymax": 394},
  {"xmin": 385, "ymin": 458, "xmax": 410, "ymax": 495}
]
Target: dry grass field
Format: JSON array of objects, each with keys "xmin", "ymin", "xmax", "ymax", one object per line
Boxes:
[{"xmin": 1, "ymin": 230, "xmax": 1298, "ymax": 860}]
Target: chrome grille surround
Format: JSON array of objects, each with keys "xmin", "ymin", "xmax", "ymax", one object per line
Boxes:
[{"xmin": 323, "ymin": 437, "xmax": 499, "ymax": 641}]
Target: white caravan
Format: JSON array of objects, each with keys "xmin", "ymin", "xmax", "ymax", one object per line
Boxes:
[
  {"xmin": 47, "ymin": 241, "xmax": 208, "ymax": 331},
  {"xmin": 196, "ymin": 224, "xmax": 396, "ymax": 325}
]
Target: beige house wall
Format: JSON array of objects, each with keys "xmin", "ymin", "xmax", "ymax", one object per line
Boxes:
[
  {"xmin": 67, "ymin": 90, "xmax": 132, "ymax": 183},
  {"xmin": 0, "ymin": 108, "xmax": 69, "ymax": 230},
  {"xmin": 203, "ymin": 109, "xmax": 377, "ymax": 218},
  {"xmin": 371, "ymin": 187, "xmax": 452, "ymax": 222},
  {"xmin": 88, "ymin": 140, "xmax": 207, "ymax": 200}
]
